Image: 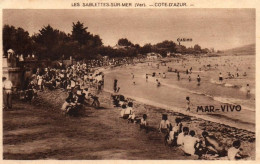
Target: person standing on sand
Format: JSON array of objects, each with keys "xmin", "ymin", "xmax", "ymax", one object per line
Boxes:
[
  {"xmin": 177, "ymin": 72, "xmax": 180, "ymax": 81},
  {"xmin": 146, "ymin": 74, "xmax": 148, "ymax": 82},
  {"xmin": 3, "ymin": 77, "xmax": 13, "ymax": 109},
  {"xmin": 113, "ymin": 79, "xmax": 118, "ymax": 93},
  {"xmin": 186, "ymin": 97, "xmax": 191, "ymax": 111},
  {"xmin": 197, "ymin": 75, "xmax": 201, "ymax": 86}
]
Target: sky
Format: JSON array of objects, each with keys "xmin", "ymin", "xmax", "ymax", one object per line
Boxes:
[{"xmin": 3, "ymin": 9, "xmax": 255, "ymax": 50}]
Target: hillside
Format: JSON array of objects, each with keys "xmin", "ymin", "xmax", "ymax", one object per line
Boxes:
[{"xmin": 223, "ymin": 44, "xmax": 255, "ymax": 56}]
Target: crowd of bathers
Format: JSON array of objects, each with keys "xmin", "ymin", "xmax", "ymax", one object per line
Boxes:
[
  {"xmin": 15, "ymin": 56, "xmax": 249, "ymax": 160},
  {"xmin": 111, "ymin": 93, "xmax": 247, "ymax": 160},
  {"xmin": 18, "ymin": 61, "xmax": 107, "ymax": 115},
  {"xmin": 18, "ymin": 56, "xmax": 136, "ymax": 103}
]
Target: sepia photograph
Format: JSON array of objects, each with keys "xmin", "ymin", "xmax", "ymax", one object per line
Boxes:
[{"xmin": 2, "ymin": 8, "xmax": 256, "ymax": 160}]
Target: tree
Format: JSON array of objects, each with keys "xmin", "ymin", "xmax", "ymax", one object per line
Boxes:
[
  {"xmin": 72, "ymin": 21, "xmax": 90, "ymax": 45},
  {"xmin": 175, "ymin": 45, "xmax": 186, "ymax": 54},
  {"xmin": 32, "ymin": 25, "xmax": 67, "ymax": 60},
  {"xmin": 118, "ymin": 38, "xmax": 133, "ymax": 47},
  {"xmin": 140, "ymin": 43, "xmax": 152, "ymax": 54},
  {"xmin": 194, "ymin": 44, "xmax": 202, "ymax": 53},
  {"xmin": 3, "ymin": 25, "xmax": 33, "ymax": 56},
  {"xmin": 71, "ymin": 21, "xmax": 103, "ymax": 59},
  {"xmin": 155, "ymin": 40, "xmax": 176, "ymax": 52}
]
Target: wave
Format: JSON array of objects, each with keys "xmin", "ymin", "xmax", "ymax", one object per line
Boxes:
[
  {"xmin": 212, "ymin": 97, "xmax": 255, "ymax": 112},
  {"xmin": 210, "ymin": 78, "xmax": 255, "ymax": 93},
  {"xmin": 103, "ymin": 88, "xmax": 254, "ymax": 132},
  {"xmin": 146, "ymin": 76, "xmax": 254, "ymax": 111}
]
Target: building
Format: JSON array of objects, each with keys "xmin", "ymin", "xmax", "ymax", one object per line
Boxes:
[{"xmin": 147, "ymin": 52, "xmax": 162, "ymax": 60}]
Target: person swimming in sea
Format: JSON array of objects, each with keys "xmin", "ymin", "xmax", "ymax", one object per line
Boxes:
[
  {"xmin": 246, "ymin": 84, "xmax": 250, "ymax": 95},
  {"xmin": 219, "ymin": 73, "xmax": 223, "ymax": 83},
  {"xmin": 186, "ymin": 96, "xmax": 191, "ymax": 111},
  {"xmin": 162, "ymin": 73, "xmax": 166, "ymax": 78},
  {"xmin": 156, "ymin": 79, "xmax": 161, "ymax": 87},
  {"xmin": 131, "ymin": 73, "xmax": 134, "ymax": 79}
]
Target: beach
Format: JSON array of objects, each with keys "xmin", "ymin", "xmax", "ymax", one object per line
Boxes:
[
  {"xmin": 3, "ymin": 89, "xmax": 255, "ymax": 160},
  {"xmin": 104, "ymin": 54, "xmax": 255, "ymax": 132},
  {"xmin": 3, "ymin": 53, "xmax": 256, "ymax": 159}
]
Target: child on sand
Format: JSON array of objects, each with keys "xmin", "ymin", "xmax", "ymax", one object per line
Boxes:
[
  {"xmin": 228, "ymin": 140, "xmax": 244, "ymax": 160},
  {"xmin": 127, "ymin": 102, "xmax": 136, "ymax": 123},
  {"xmin": 173, "ymin": 117, "xmax": 183, "ymax": 134},
  {"xmin": 182, "ymin": 130, "xmax": 201, "ymax": 157},
  {"xmin": 166, "ymin": 117, "xmax": 183, "ymax": 146},
  {"xmin": 177, "ymin": 127, "xmax": 189, "ymax": 146},
  {"xmin": 166, "ymin": 117, "xmax": 182, "ymax": 146},
  {"xmin": 159, "ymin": 114, "xmax": 171, "ymax": 133},
  {"xmin": 165, "ymin": 125, "xmax": 174, "ymax": 145},
  {"xmin": 123, "ymin": 102, "xmax": 133, "ymax": 119},
  {"xmin": 202, "ymin": 131, "xmax": 227, "ymax": 157},
  {"xmin": 140, "ymin": 114, "xmax": 148, "ymax": 128},
  {"xmin": 120, "ymin": 104, "xmax": 127, "ymax": 118},
  {"xmin": 61, "ymin": 92, "xmax": 75, "ymax": 113}
]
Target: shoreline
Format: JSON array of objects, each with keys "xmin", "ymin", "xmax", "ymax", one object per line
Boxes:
[
  {"xmin": 102, "ymin": 56, "xmax": 255, "ymax": 132},
  {"xmin": 3, "ymin": 83, "xmax": 255, "ymax": 160},
  {"xmin": 99, "ymin": 90, "xmax": 255, "ymax": 159},
  {"xmin": 105, "ymin": 88, "xmax": 255, "ymax": 132}
]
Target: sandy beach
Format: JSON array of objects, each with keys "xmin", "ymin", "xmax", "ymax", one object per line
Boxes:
[
  {"xmin": 2, "ymin": 8, "xmax": 256, "ymax": 161},
  {"xmin": 104, "ymin": 54, "xmax": 255, "ymax": 132},
  {"xmin": 3, "ymin": 62, "xmax": 256, "ymax": 159}
]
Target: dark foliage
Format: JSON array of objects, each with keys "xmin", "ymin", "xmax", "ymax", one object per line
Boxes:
[{"xmin": 3, "ymin": 22, "xmax": 209, "ymax": 60}]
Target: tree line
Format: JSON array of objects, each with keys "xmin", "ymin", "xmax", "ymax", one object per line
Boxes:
[{"xmin": 3, "ymin": 21, "xmax": 210, "ymax": 61}]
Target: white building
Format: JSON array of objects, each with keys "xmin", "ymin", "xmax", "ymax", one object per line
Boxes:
[{"xmin": 147, "ymin": 52, "xmax": 162, "ymax": 60}]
